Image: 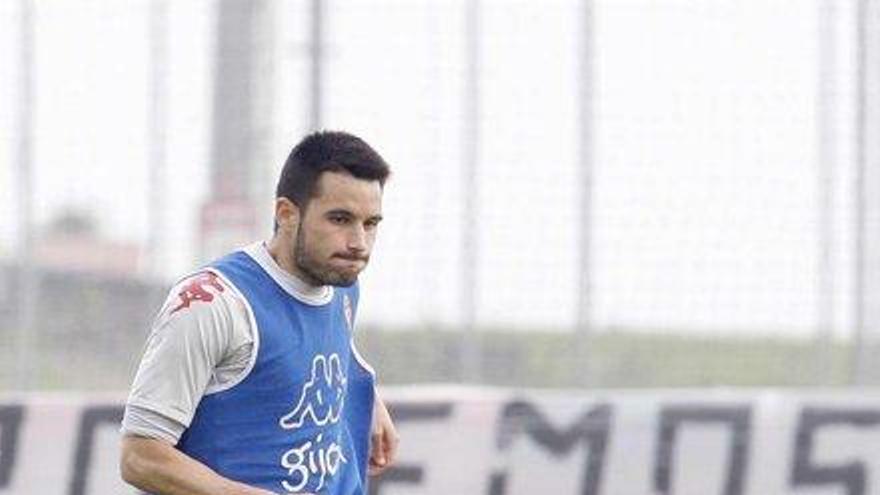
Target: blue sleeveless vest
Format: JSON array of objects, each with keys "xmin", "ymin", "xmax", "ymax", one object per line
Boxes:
[{"xmin": 177, "ymin": 250, "xmax": 376, "ymax": 494}]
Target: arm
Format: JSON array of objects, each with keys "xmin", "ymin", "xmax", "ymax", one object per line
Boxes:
[
  {"xmin": 121, "ymin": 272, "xmax": 279, "ymax": 494},
  {"xmin": 120, "ymin": 435, "xmax": 276, "ymax": 495},
  {"xmin": 367, "ymin": 390, "xmax": 399, "ymax": 476}
]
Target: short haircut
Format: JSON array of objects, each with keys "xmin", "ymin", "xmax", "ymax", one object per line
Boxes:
[{"xmin": 275, "ymin": 130, "xmax": 391, "ymax": 208}]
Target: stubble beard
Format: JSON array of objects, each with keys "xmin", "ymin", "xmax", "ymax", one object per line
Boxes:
[{"xmin": 293, "ymin": 223, "xmax": 361, "ymax": 288}]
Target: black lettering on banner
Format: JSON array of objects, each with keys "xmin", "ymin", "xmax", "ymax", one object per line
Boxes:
[
  {"xmin": 654, "ymin": 404, "xmax": 751, "ymax": 495},
  {"xmin": 490, "ymin": 401, "xmax": 612, "ymax": 495},
  {"xmin": 0, "ymin": 405, "xmax": 25, "ymax": 488},
  {"xmin": 790, "ymin": 407, "xmax": 880, "ymax": 495},
  {"xmin": 369, "ymin": 402, "xmax": 454, "ymax": 495},
  {"xmin": 68, "ymin": 405, "xmax": 124, "ymax": 495}
]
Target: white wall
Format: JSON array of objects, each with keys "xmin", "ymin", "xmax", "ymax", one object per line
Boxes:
[{"xmin": 2, "ymin": 387, "xmax": 880, "ymax": 494}]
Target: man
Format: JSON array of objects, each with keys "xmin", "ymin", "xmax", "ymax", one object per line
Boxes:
[{"xmin": 120, "ymin": 131, "xmax": 398, "ymax": 495}]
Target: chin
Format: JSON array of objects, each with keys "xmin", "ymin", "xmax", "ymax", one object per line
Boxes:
[
  {"xmin": 331, "ymin": 278, "xmax": 358, "ymax": 288},
  {"xmin": 336, "ymin": 271, "xmax": 362, "ymax": 287},
  {"xmin": 320, "ymin": 270, "xmax": 359, "ymax": 287},
  {"xmin": 337, "ymin": 275, "xmax": 358, "ymax": 287}
]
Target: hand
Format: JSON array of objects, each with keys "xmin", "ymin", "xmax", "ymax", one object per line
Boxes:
[{"xmin": 368, "ymin": 396, "xmax": 399, "ymax": 476}]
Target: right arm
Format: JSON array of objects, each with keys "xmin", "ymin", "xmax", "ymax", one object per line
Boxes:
[
  {"xmin": 120, "ymin": 435, "xmax": 276, "ymax": 495},
  {"xmin": 120, "ymin": 272, "xmax": 277, "ymax": 495}
]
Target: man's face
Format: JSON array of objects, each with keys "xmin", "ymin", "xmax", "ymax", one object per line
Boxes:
[{"xmin": 292, "ymin": 171, "xmax": 383, "ymax": 287}]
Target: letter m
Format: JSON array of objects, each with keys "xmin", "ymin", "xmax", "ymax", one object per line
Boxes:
[{"xmin": 490, "ymin": 400, "xmax": 612, "ymax": 495}]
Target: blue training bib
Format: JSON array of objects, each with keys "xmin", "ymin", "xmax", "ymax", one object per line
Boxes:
[{"xmin": 177, "ymin": 250, "xmax": 375, "ymax": 494}]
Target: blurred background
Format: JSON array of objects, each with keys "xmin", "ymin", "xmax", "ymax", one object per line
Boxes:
[{"xmin": 1, "ymin": 0, "xmax": 877, "ymax": 391}]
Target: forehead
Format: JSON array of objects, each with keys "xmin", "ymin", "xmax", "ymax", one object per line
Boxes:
[{"xmin": 309, "ymin": 171, "xmax": 383, "ymax": 214}]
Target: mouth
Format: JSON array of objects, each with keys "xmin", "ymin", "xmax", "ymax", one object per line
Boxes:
[
  {"xmin": 333, "ymin": 253, "xmax": 368, "ymax": 262},
  {"xmin": 332, "ymin": 255, "xmax": 368, "ymax": 269}
]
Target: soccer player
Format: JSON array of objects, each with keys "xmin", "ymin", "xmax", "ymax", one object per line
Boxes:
[{"xmin": 120, "ymin": 131, "xmax": 399, "ymax": 495}]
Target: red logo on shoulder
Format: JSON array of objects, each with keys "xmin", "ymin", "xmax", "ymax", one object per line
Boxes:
[{"xmin": 170, "ymin": 272, "xmax": 225, "ymax": 315}]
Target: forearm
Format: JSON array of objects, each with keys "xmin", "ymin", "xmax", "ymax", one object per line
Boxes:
[
  {"xmin": 368, "ymin": 391, "xmax": 399, "ymax": 476},
  {"xmin": 120, "ymin": 435, "xmax": 275, "ymax": 495}
]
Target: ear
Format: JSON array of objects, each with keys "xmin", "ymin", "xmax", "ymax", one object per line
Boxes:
[{"xmin": 275, "ymin": 197, "xmax": 300, "ymax": 234}]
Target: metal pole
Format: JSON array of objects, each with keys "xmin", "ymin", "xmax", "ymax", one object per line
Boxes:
[
  {"xmin": 815, "ymin": 0, "xmax": 836, "ymax": 383},
  {"xmin": 309, "ymin": 0, "xmax": 323, "ymax": 131},
  {"xmin": 461, "ymin": 0, "xmax": 481, "ymax": 382},
  {"xmin": 576, "ymin": 0, "xmax": 595, "ymax": 386},
  {"xmin": 147, "ymin": 0, "xmax": 168, "ymax": 279},
  {"xmin": 852, "ymin": 0, "xmax": 868, "ymax": 385},
  {"xmin": 15, "ymin": 0, "xmax": 36, "ymax": 389},
  {"xmin": 204, "ymin": 0, "xmax": 274, "ymax": 259}
]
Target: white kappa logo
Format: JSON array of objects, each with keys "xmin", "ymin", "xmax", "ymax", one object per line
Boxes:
[{"xmin": 278, "ymin": 353, "xmax": 349, "ymax": 492}]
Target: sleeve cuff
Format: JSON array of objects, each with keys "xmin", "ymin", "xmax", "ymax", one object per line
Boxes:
[{"xmin": 120, "ymin": 403, "xmax": 187, "ymax": 445}]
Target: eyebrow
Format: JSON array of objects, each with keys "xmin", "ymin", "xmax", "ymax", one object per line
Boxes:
[
  {"xmin": 326, "ymin": 209, "xmax": 383, "ymax": 222},
  {"xmin": 326, "ymin": 209, "xmax": 354, "ymax": 217}
]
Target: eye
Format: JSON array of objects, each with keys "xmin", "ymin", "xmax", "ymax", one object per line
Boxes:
[{"xmin": 328, "ymin": 214, "xmax": 349, "ymax": 225}]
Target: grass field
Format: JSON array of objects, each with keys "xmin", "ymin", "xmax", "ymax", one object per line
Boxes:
[
  {"xmin": 356, "ymin": 328, "xmax": 852, "ymax": 388},
  {"xmin": 0, "ymin": 328, "xmax": 855, "ymax": 390}
]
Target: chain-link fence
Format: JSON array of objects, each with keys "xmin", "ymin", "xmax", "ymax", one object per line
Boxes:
[{"xmin": 1, "ymin": 0, "xmax": 876, "ymax": 390}]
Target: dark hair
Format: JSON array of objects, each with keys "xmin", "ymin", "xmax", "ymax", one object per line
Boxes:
[{"xmin": 275, "ymin": 130, "xmax": 391, "ymax": 208}]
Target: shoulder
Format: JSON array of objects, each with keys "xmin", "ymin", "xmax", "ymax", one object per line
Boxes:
[
  {"xmin": 339, "ymin": 284, "xmax": 361, "ymax": 331},
  {"xmin": 345, "ymin": 282, "xmax": 360, "ymax": 305},
  {"xmin": 337, "ymin": 284, "xmax": 360, "ymax": 311},
  {"xmin": 169, "ymin": 271, "xmax": 228, "ymax": 312},
  {"xmin": 153, "ymin": 270, "xmax": 248, "ymax": 333},
  {"xmin": 139, "ymin": 269, "xmax": 255, "ymax": 378}
]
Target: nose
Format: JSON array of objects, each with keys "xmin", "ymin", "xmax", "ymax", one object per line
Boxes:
[{"xmin": 347, "ymin": 225, "xmax": 368, "ymax": 254}]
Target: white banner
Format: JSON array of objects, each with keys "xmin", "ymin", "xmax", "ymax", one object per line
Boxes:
[{"xmin": 3, "ymin": 388, "xmax": 880, "ymax": 494}]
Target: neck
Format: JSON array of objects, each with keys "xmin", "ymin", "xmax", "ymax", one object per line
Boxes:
[
  {"xmin": 266, "ymin": 235, "xmax": 318, "ymax": 287},
  {"xmin": 255, "ymin": 240, "xmax": 331, "ymax": 301}
]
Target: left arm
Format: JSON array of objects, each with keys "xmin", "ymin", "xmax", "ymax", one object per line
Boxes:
[{"xmin": 368, "ymin": 389, "xmax": 399, "ymax": 476}]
